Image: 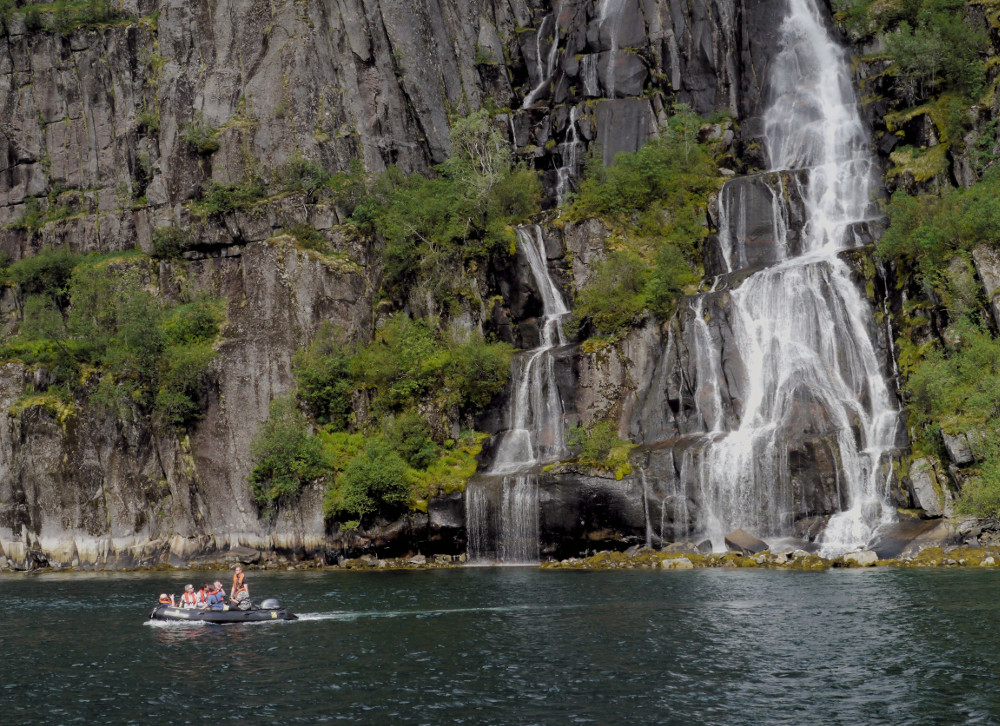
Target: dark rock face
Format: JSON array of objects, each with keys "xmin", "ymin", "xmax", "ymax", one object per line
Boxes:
[{"xmin": 538, "ymin": 469, "xmax": 647, "ymax": 559}]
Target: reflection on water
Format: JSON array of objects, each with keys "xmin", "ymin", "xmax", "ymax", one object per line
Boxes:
[{"xmin": 2, "ymin": 568, "xmax": 1000, "ymax": 725}]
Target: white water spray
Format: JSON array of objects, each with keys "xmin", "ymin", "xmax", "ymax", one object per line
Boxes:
[
  {"xmin": 683, "ymin": 0, "xmax": 899, "ymax": 554},
  {"xmin": 466, "ymin": 225, "xmax": 570, "ymax": 562}
]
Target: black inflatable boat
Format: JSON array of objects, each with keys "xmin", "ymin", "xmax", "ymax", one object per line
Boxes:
[{"xmin": 149, "ymin": 598, "xmax": 298, "ymax": 623}]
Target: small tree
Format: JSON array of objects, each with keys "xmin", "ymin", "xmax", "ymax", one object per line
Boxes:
[{"xmin": 249, "ymin": 397, "xmax": 328, "ymax": 510}]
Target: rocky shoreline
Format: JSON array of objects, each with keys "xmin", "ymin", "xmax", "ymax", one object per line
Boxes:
[{"xmin": 6, "ymin": 544, "xmax": 1000, "ymax": 575}]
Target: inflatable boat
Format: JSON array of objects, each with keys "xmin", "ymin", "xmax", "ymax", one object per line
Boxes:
[{"xmin": 149, "ymin": 598, "xmax": 298, "ymax": 623}]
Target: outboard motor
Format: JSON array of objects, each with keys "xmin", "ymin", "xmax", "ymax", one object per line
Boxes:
[{"xmin": 260, "ymin": 598, "xmax": 281, "ymax": 610}]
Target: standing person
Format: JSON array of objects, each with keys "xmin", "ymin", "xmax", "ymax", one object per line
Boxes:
[{"xmin": 231, "ymin": 565, "xmax": 247, "ymax": 601}]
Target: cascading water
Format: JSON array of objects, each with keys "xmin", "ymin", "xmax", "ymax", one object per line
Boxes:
[
  {"xmin": 522, "ymin": 5, "xmax": 563, "ymax": 109},
  {"xmin": 555, "ymin": 107, "xmax": 582, "ymax": 207},
  {"xmin": 596, "ymin": 0, "xmax": 625, "ymax": 98},
  {"xmin": 678, "ymin": 0, "xmax": 900, "ymax": 554},
  {"xmin": 466, "ymin": 225, "xmax": 570, "ymax": 562}
]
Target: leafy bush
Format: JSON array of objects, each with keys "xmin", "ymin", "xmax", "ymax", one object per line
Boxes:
[
  {"xmin": 181, "ymin": 113, "xmax": 221, "ymax": 154},
  {"xmin": 878, "ymin": 168, "xmax": 1000, "ymax": 284},
  {"xmin": 384, "ymin": 411, "xmax": 438, "ymax": 469},
  {"xmin": 351, "ymin": 314, "xmax": 513, "ymax": 416},
  {"xmin": 282, "ymin": 223, "xmax": 328, "ymax": 252},
  {"xmin": 833, "ymin": 0, "xmax": 986, "ymax": 104},
  {"xmin": 566, "ymin": 108, "xmax": 718, "ymax": 339},
  {"xmin": 323, "ymin": 439, "xmax": 410, "ymax": 521},
  {"xmin": 249, "ymin": 397, "xmax": 329, "ymax": 509},
  {"xmin": 566, "ymin": 420, "xmax": 634, "ymax": 476},
  {"xmin": 8, "ymin": 246, "xmax": 85, "ymax": 319},
  {"xmin": 150, "ymin": 227, "xmax": 187, "ymax": 260},
  {"xmin": 292, "ymin": 322, "xmax": 354, "ymax": 428},
  {"xmin": 3, "ymin": 251, "xmax": 223, "ymax": 426},
  {"xmin": 359, "ymin": 110, "xmax": 541, "ymax": 298},
  {"xmin": 572, "ymin": 251, "xmax": 648, "ymax": 337},
  {"xmin": 192, "ymin": 177, "xmax": 267, "ymax": 217}
]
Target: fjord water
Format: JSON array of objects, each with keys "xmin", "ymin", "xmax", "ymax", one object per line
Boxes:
[{"xmin": 4, "ymin": 568, "xmax": 1000, "ymax": 725}]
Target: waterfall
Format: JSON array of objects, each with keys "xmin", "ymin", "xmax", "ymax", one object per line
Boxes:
[
  {"xmin": 466, "ymin": 225, "xmax": 570, "ymax": 562},
  {"xmin": 679, "ymin": 0, "xmax": 899, "ymax": 554},
  {"xmin": 522, "ymin": 5, "xmax": 563, "ymax": 108},
  {"xmin": 597, "ymin": 0, "xmax": 625, "ymax": 98},
  {"xmin": 555, "ymin": 107, "xmax": 582, "ymax": 206}
]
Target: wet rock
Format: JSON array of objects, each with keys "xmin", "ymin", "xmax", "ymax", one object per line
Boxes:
[
  {"xmin": 660, "ymin": 556, "xmax": 694, "ymax": 569},
  {"xmin": 843, "ymin": 550, "xmax": 878, "ymax": 567},
  {"xmin": 724, "ymin": 529, "xmax": 768, "ymax": 555},
  {"xmin": 407, "ymin": 554, "xmax": 427, "ymax": 565},
  {"xmin": 870, "ymin": 519, "xmax": 959, "ymax": 559},
  {"xmin": 663, "ymin": 542, "xmax": 702, "ymax": 555}
]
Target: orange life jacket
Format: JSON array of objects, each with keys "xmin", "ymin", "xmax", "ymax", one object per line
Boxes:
[
  {"xmin": 232, "ymin": 571, "xmax": 245, "ymax": 594},
  {"xmin": 181, "ymin": 591, "xmax": 198, "ymax": 607},
  {"xmin": 158, "ymin": 595, "xmax": 172, "ymax": 605}
]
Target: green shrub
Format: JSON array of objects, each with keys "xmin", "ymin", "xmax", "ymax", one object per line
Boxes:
[
  {"xmin": 384, "ymin": 411, "xmax": 438, "ymax": 469},
  {"xmin": 8, "ymin": 246, "xmax": 83, "ymax": 307},
  {"xmin": 566, "ymin": 420, "xmax": 634, "ymax": 475},
  {"xmin": 4, "ymin": 251, "xmax": 223, "ymax": 425},
  {"xmin": 192, "ymin": 177, "xmax": 267, "ymax": 216},
  {"xmin": 181, "ymin": 113, "xmax": 221, "ymax": 155},
  {"xmin": 292, "ymin": 322, "xmax": 354, "ymax": 428},
  {"xmin": 323, "ymin": 439, "xmax": 410, "ymax": 521},
  {"xmin": 24, "ymin": 7, "xmax": 44, "ymax": 32},
  {"xmin": 161, "ymin": 298, "xmax": 224, "ymax": 346},
  {"xmin": 249, "ymin": 397, "xmax": 329, "ymax": 509},
  {"xmin": 150, "ymin": 227, "xmax": 187, "ymax": 260},
  {"xmin": 566, "ymin": 107, "xmax": 716, "ymax": 339},
  {"xmin": 282, "ymin": 222, "xmax": 328, "ymax": 252},
  {"xmin": 573, "ymin": 250, "xmax": 648, "ymax": 337}
]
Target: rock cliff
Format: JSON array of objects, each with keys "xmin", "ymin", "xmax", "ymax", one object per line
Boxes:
[{"xmin": 0, "ymin": 0, "xmax": 970, "ymax": 569}]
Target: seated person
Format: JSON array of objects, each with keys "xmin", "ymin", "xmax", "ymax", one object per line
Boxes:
[
  {"xmin": 232, "ymin": 585, "xmax": 252, "ymax": 611},
  {"xmin": 158, "ymin": 593, "xmax": 175, "ymax": 606},
  {"xmin": 196, "ymin": 584, "xmax": 211, "ymax": 608},
  {"xmin": 180, "ymin": 584, "xmax": 199, "ymax": 608},
  {"xmin": 206, "ymin": 581, "xmax": 227, "ymax": 611}
]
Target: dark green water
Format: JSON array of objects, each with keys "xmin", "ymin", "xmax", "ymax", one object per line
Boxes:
[{"xmin": 2, "ymin": 567, "xmax": 1000, "ymax": 725}]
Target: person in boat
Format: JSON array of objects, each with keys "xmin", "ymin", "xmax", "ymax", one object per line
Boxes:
[
  {"xmin": 196, "ymin": 584, "xmax": 211, "ymax": 608},
  {"xmin": 231, "ymin": 565, "xmax": 246, "ymax": 599},
  {"xmin": 206, "ymin": 581, "xmax": 227, "ymax": 611},
  {"xmin": 158, "ymin": 593, "xmax": 175, "ymax": 606},
  {"xmin": 232, "ymin": 585, "xmax": 252, "ymax": 611},
  {"xmin": 180, "ymin": 584, "xmax": 199, "ymax": 608}
]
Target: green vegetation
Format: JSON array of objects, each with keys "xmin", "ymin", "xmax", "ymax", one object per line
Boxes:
[
  {"xmin": 248, "ymin": 397, "xmax": 329, "ymax": 512},
  {"xmin": 878, "ymin": 168, "xmax": 1000, "ymax": 516},
  {"xmin": 566, "ymin": 420, "xmax": 634, "ymax": 478},
  {"xmin": 0, "ymin": 248, "xmax": 224, "ymax": 427},
  {"xmin": 564, "ymin": 108, "xmax": 720, "ymax": 339},
  {"xmin": 15, "ymin": 1, "xmax": 128, "ymax": 34},
  {"xmin": 249, "ymin": 313, "xmax": 514, "ymax": 522},
  {"xmin": 834, "ymin": 0, "xmax": 987, "ymax": 104},
  {"xmin": 181, "ymin": 113, "xmax": 222, "ymax": 155}
]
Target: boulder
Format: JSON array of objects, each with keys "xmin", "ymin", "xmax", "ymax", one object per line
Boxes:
[
  {"xmin": 908, "ymin": 458, "xmax": 943, "ymax": 516},
  {"xmin": 660, "ymin": 557, "xmax": 694, "ymax": 569},
  {"xmin": 972, "ymin": 245, "xmax": 1000, "ymax": 330},
  {"xmin": 843, "ymin": 550, "xmax": 878, "ymax": 567},
  {"xmin": 724, "ymin": 529, "xmax": 768, "ymax": 555},
  {"xmin": 941, "ymin": 431, "xmax": 975, "ymax": 466},
  {"xmin": 663, "ymin": 541, "xmax": 702, "ymax": 555}
]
